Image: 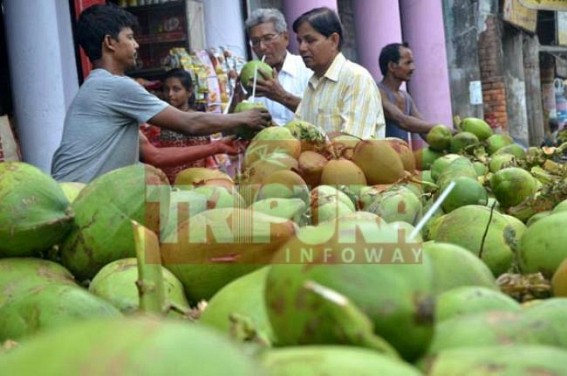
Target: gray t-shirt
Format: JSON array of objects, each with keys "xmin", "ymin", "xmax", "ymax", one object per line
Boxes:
[{"xmin": 51, "ymin": 69, "xmax": 169, "ymax": 183}]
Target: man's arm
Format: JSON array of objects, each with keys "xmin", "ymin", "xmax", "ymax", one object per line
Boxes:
[
  {"xmin": 139, "ymin": 132, "xmax": 239, "ymax": 168},
  {"xmin": 147, "ymin": 105, "xmax": 270, "ymax": 136},
  {"xmin": 379, "ymin": 88, "xmax": 437, "ymax": 134},
  {"xmin": 253, "ymin": 69, "xmax": 302, "ymax": 112}
]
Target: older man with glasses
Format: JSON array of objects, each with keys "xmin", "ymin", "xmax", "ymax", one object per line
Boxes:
[{"xmin": 243, "ymin": 8, "xmax": 313, "ymax": 126}]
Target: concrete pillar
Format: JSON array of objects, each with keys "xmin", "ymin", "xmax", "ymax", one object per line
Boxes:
[
  {"xmin": 282, "ymin": 0, "xmax": 338, "ymax": 54},
  {"xmin": 400, "ymin": 0, "xmax": 453, "ymax": 129},
  {"xmin": 352, "ymin": 0, "xmax": 402, "ymax": 81},
  {"xmin": 523, "ymin": 34, "xmax": 544, "ymax": 146},
  {"xmin": 204, "ymin": 0, "xmax": 247, "ymax": 58},
  {"xmin": 3, "ymin": 0, "xmax": 79, "ymax": 173}
]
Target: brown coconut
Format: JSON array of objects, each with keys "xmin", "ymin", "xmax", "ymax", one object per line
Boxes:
[
  {"xmin": 174, "ymin": 167, "xmax": 234, "ymax": 189},
  {"xmin": 385, "ymin": 137, "xmax": 417, "ymax": 172},
  {"xmin": 319, "ymin": 159, "xmax": 367, "ymax": 194},
  {"xmin": 351, "ymin": 140, "xmax": 406, "ymax": 185},
  {"xmin": 297, "ymin": 151, "xmax": 329, "ymax": 189},
  {"xmin": 330, "ymin": 134, "xmax": 361, "ymax": 160}
]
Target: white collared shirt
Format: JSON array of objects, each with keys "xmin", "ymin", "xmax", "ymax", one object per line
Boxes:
[{"xmin": 255, "ymin": 51, "xmax": 313, "ymax": 126}]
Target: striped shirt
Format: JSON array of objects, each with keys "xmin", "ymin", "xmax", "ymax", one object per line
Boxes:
[{"xmin": 295, "ymin": 53, "xmax": 385, "ymax": 139}]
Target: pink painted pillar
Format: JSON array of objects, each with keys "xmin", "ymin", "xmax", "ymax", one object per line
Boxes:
[
  {"xmin": 400, "ymin": 0, "xmax": 453, "ymax": 131},
  {"xmin": 282, "ymin": 0, "xmax": 338, "ymax": 54},
  {"xmin": 352, "ymin": 0, "xmax": 403, "ymax": 82}
]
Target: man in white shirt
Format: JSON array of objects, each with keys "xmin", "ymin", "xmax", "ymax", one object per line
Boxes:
[{"xmin": 243, "ymin": 8, "xmax": 313, "ymax": 126}]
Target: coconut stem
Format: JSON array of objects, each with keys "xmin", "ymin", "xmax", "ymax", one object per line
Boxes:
[{"xmin": 132, "ymin": 220, "xmax": 167, "ymax": 316}]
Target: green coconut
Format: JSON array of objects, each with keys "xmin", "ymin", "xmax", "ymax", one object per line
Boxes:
[
  {"xmin": 239, "ymin": 60, "xmax": 273, "ymax": 92},
  {"xmin": 161, "ymin": 208, "xmax": 297, "ymax": 302},
  {"xmin": 260, "ymin": 346, "xmax": 422, "ymax": 376},
  {"xmin": 0, "ymin": 317, "xmax": 264, "ymax": 375},
  {"xmin": 58, "ymin": 181, "xmax": 87, "ymax": 203},
  {"xmin": 493, "ymin": 143, "xmax": 526, "ymax": 159},
  {"xmin": 430, "ymin": 154, "xmax": 474, "ymax": 182},
  {"xmin": 459, "ymin": 117, "xmax": 493, "ymax": 140},
  {"xmin": 526, "ymin": 210, "xmax": 551, "ymax": 227},
  {"xmin": 490, "ymin": 167, "xmax": 537, "ymax": 208},
  {"xmin": 88, "ymin": 258, "xmax": 190, "ymax": 316},
  {"xmin": 160, "ymin": 189, "xmax": 208, "ymax": 241},
  {"xmin": 366, "ymin": 186, "xmax": 423, "ymax": 225},
  {"xmin": 422, "ymin": 241, "xmax": 498, "ymax": 294},
  {"xmin": 310, "ymin": 185, "xmax": 356, "ymax": 225},
  {"xmin": 250, "ymin": 198, "xmax": 307, "ymax": 224},
  {"xmin": 426, "ymin": 305, "xmax": 567, "ymax": 356},
  {"xmin": 284, "ymin": 119, "xmax": 328, "ymax": 152},
  {"xmin": 449, "ymin": 131, "xmax": 479, "ymax": 154},
  {"xmin": 192, "ymin": 185, "xmax": 246, "ymax": 209},
  {"xmin": 200, "ymin": 266, "xmax": 275, "ymax": 344},
  {"xmin": 414, "ymin": 147, "xmax": 444, "ymax": 171},
  {"xmin": 267, "ymin": 219, "xmax": 434, "ymax": 361},
  {"xmin": 233, "ymin": 100, "xmax": 270, "ymax": 140},
  {"xmin": 59, "ymin": 164, "xmax": 170, "ymax": 281},
  {"xmin": 244, "ymin": 126, "xmax": 301, "ymax": 167},
  {"xmin": 502, "ymin": 214, "xmax": 527, "ymax": 239},
  {"xmin": 0, "ymin": 162, "xmax": 74, "ymax": 257},
  {"xmin": 488, "ymin": 153, "xmax": 517, "ymax": 172},
  {"xmin": 0, "ymin": 258, "xmax": 76, "ymax": 309},
  {"xmin": 0, "ymin": 283, "xmax": 121, "ymax": 342},
  {"xmin": 551, "ymin": 198, "xmax": 567, "ymax": 214},
  {"xmin": 519, "ymin": 212, "xmax": 567, "ymax": 278},
  {"xmin": 472, "ymin": 161, "xmax": 488, "ymax": 176},
  {"xmin": 255, "ymin": 170, "xmax": 310, "ymax": 205},
  {"xmin": 427, "ymin": 205, "xmax": 518, "ymax": 277},
  {"xmin": 426, "ymin": 125, "xmax": 452, "ymax": 152},
  {"xmin": 439, "ymin": 176, "xmax": 488, "ymax": 213},
  {"xmin": 423, "ymin": 345, "xmax": 567, "ymax": 375},
  {"xmin": 435, "ymin": 286, "xmax": 520, "ymax": 323},
  {"xmin": 485, "ymin": 133, "xmax": 514, "ymax": 155}
]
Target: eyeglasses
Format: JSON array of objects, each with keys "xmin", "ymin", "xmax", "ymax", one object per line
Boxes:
[{"xmin": 249, "ymin": 33, "xmax": 281, "ymax": 48}]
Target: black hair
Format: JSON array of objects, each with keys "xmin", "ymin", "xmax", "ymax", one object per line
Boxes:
[
  {"xmin": 292, "ymin": 7, "xmax": 344, "ymax": 50},
  {"xmin": 379, "ymin": 42, "xmax": 409, "ymax": 76},
  {"xmin": 77, "ymin": 3, "xmax": 138, "ymax": 63},
  {"xmin": 163, "ymin": 68, "xmax": 195, "ymax": 107}
]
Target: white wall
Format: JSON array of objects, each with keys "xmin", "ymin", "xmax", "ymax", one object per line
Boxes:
[{"xmin": 3, "ymin": 0, "xmax": 79, "ymax": 172}]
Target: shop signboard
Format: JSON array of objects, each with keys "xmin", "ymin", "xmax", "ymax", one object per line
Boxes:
[
  {"xmin": 519, "ymin": 0, "xmax": 567, "ymax": 11},
  {"xmin": 503, "ymin": 0, "xmax": 538, "ymax": 33}
]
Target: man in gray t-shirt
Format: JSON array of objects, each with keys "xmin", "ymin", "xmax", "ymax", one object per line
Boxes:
[
  {"xmin": 52, "ymin": 70, "xmax": 168, "ymax": 182},
  {"xmin": 52, "ymin": 4, "xmax": 270, "ymax": 183}
]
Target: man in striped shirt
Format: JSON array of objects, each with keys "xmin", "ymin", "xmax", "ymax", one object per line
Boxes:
[{"xmin": 293, "ymin": 7, "xmax": 385, "ymax": 139}]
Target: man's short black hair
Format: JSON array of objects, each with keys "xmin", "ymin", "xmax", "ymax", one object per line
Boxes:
[
  {"xmin": 292, "ymin": 7, "xmax": 344, "ymax": 50},
  {"xmin": 378, "ymin": 42, "xmax": 409, "ymax": 76},
  {"xmin": 77, "ymin": 3, "xmax": 138, "ymax": 63}
]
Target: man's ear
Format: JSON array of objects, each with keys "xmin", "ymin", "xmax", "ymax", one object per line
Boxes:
[
  {"xmin": 329, "ymin": 32, "xmax": 340, "ymax": 49},
  {"xmin": 103, "ymin": 34, "xmax": 116, "ymax": 52},
  {"xmin": 387, "ymin": 60, "xmax": 397, "ymax": 73}
]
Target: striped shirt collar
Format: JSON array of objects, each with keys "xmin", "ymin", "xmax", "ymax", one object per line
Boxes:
[{"xmin": 309, "ymin": 52, "xmax": 346, "ymax": 86}]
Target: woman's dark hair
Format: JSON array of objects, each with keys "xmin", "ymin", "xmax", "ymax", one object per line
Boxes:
[
  {"xmin": 379, "ymin": 42, "xmax": 409, "ymax": 76},
  {"xmin": 163, "ymin": 68, "xmax": 195, "ymax": 107},
  {"xmin": 292, "ymin": 7, "xmax": 344, "ymax": 50},
  {"xmin": 77, "ymin": 3, "xmax": 138, "ymax": 63}
]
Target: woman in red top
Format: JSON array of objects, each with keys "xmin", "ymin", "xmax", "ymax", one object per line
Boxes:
[{"xmin": 140, "ymin": 68, "xmax": 238, "ymax": 183}]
